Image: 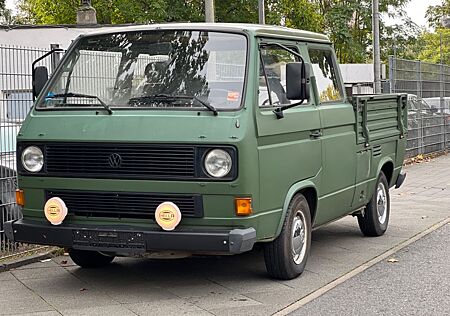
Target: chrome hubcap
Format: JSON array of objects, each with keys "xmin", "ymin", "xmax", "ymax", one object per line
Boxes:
[
  {"xmin": 292, "ymin": 212, "xmax": 307, "ymax": 265},
  {"xmin": 376, "ymin": 183, "xmax": 387, "ymax": 225}
]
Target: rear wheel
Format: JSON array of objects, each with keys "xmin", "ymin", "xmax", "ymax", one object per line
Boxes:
[
  {"xmin": 357, "ymin": 172, "xmax": 390, "ymax": 236},
  {"xmin": 69, "ymin": 249, "xmax": 115, "ymax": 268},
  {"xmin": 263, "ymin": 194, "xmax": 312, "ymax": 280}
]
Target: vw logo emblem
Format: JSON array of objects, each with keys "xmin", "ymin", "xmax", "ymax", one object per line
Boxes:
[{"xmin": 108, "ymin": 153, "xmax": 122, "ymax": 168}]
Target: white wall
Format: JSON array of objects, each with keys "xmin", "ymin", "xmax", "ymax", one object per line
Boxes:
[{"xmin": 0, "ymin": 26, "xmax": 123, "ymax": 49}]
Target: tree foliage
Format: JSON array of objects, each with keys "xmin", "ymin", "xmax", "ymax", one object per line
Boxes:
[
  {"xmin": 16, "ymin": 0, "xmax": 204, "ymax": 24},
  {"xmin": 425, "ymin": 0, "xmax": 450, "ymax": 29},
  {"xmin": 14, "ymin": 0, "xmax": 449, "ymax": 65},
  {"xmin": 418, "ymin": 29, "xmax": 450, "ymax": 65}
]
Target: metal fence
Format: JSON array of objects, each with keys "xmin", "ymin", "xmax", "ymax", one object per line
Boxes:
[
  {"xmin": 0, "ymin": 44, "xmax": 53, "ymax": 256},
  {"xmin": 389, "ymin": 56, "xmax": 450, "ymax": 157}
]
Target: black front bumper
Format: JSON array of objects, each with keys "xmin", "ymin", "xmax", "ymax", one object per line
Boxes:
[{"xmin": 4, "ymin": 219, "xmax": 256, "ymax": 254}]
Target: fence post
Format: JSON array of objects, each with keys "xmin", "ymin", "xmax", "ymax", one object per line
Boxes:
[
  {"xmin": 416, "ymin": 61, "xmax": 423, "ymax": 154},
  {"xmin": 50, "ymin": 43, "xmax": 61, "ymax": 73},
  {"xmin": 388, "ymin": 56, "xmax": 394, "ymax": 93},
  {"xmin": 416, "ymin": 60, "xmax": 422, "ymax": 98},
  {"xmin": 440, "ymin": 63, "xmax": 446, "ymax": 152}
]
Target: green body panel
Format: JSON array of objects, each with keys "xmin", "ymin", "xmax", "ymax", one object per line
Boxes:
[
  {"xmin": 314, "ymin": 103, "xmax": 356, "ymax": 225},
  {"xmin": 16, "ymin": 24, "xmax": 407, "ymax": 248}
]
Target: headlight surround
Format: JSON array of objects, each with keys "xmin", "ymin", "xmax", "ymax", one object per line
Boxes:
[
  {"xmin": 204, "ymin": 149, "xmax": 233, "ymax": 178},
  {"xmin": 21, "ymin": 146, "xmax": 44, "ymax": 172}
]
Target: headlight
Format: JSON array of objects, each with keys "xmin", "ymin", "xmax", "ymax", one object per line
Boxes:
[
  {"xmin": 204, "ymin": 149, "xmax": 232, "ymax": 178},
  {"xmin": 21, "ymin": 146, "xmax": 44, "ymax": 172}
]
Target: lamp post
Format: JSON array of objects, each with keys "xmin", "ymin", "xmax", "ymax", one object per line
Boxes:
[
  {"xmin": 205, "ymin": 0, "xmax": 215, "ymax": 23},
  {"xmin": 441, "ymin": 16, "xmax": 450, "ymax": 65},
  {"xmin": 373, "ymin": 0, "xmax": 381, "ymax": 94},
  {"xmin": 258, "ymin": 0, "xmax": 265, "ymax": 24}
]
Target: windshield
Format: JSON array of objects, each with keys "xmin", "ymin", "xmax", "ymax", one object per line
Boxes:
[{"xmin": 38, "ymin": 30, "xmax": 247, "ymax": 110}]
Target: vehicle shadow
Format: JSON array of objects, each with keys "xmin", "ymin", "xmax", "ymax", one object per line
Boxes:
[{"xmin": 64, "ymin": 221, "xmax": 365, "ymax": 286}]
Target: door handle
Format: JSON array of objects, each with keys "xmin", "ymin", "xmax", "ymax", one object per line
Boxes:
[{"xmin": 310, "ymin": 130, "xmax": 322, "ymax": 139}]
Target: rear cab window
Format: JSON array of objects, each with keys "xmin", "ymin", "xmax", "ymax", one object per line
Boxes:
[{"xmin": 308, "ymin": 46, "xmax": 344, "ymax": 103}]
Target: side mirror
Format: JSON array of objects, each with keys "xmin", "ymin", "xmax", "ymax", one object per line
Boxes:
[
  {"xmin": 286, "ymin": 62, "xmax": 310, "ymax": 101},
  {"xmin": 32, "ymin": 66, "xmax": 49, "ymax": 99}
]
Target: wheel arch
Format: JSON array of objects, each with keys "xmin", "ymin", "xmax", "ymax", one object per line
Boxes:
[
  {"xmin": 378, "ymin": 158, "xmax": 394, "ymax": 187},
  {"xmin": 274, "ymin": 180, "xmax": 318, "ymax": 239}
]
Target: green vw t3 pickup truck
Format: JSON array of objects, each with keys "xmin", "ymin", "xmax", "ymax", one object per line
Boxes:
[{"xmin": 5, "ymin": 23, "xmax": 407, "ymax": 280}]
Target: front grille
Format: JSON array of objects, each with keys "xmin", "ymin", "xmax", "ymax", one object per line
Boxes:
[
  {"xmin": 45, "ymin": 143, "xmax": 196, "ymax": 179},
  {"xmin": 46, "ymin": 190, "xmax": 203, "ymax": 219}
]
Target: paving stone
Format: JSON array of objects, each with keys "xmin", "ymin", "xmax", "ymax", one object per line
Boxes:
[
  {"xmin": 20, "ymin": 276, "xmax": 119, "ymax": 311},
  {"xmin": 162, "ymin": 279, "xmax": 233, "ymax": 299},
  {"xmin": 0, "ymin": 290, "xmax": 52, "ymax": 315},
  {"xmin": 0, "ymin": 271, "xmax": 15, "ymax": 281},
  {"xmin": 125, "ymin": 298, "xmax": 208, "ymax": 315},
  {"xmin": 0, "ymin": 279, "xmax": 28, "ymax": 294},
  {"xmin": 60, "ymin": 305, "xmax": 137, "ymax": 316},
  {"xmin": 11, "ymin": 312, "xmax": 60, "ymax": 316},
  {"xmin": 15, "ymin": 259, "xmax": 59, "ymax": 270},
  {"xmin": 208, "ymin": 276, "xmax": 291, "ymax": 294},
  {"xmin": 186, "ymin": 292, "xmax": 261, "ymax": 311},
  {"xmin": 12, "ymin": 266, "xmax": 70, "ymax": 280},
  {"xmin": 103, "ymin": 282, "xmax": 178, "ymax": 304},
  {"xmin": 209, "ymin": 304, "xmax": 279, "ymax": 316}
]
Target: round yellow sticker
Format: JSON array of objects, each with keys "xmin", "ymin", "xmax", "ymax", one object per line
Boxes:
[
  {"xmin": 155, "ymin": 202, "xmax": 181, "ymax": 231},
  {"xmin": 44, "ymin": 197, "xmax": 68, "ymax": 225}
]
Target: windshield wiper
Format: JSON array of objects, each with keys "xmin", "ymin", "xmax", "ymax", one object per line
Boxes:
[
  {"xmin": 46, "ymin": 92, "xmax": 113, "ymax": 115},
  {"xmin": 129, "ymin": 94, "xmax": 218, "ymax": 116}
]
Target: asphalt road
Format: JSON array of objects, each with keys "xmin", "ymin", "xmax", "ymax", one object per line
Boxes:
[{"xmin": 291, "ymin": 223, "xmax": 450, "ymax": 316}]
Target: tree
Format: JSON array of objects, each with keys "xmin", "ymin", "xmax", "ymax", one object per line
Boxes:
[
  {"xmin": 381, "ymin": 18, "xmax": 423, "ymax": 61},
  {"xmin": 0, "ymin": 0, "xmax": 7, "ymax": 23},
  {"xmin": 15, "ymin": 0, "xmax": 417, "ymax": 64},
  {"xmin": 310, "ymin": 0, "xmax": 413, "ymax": 63},
  {"xmin": 426, "ymin": 0, "xmax": 450, "ymax": 29},
  {"xmin": 417, "ymin": 28, "xmax": 450, "ymax": 64}
]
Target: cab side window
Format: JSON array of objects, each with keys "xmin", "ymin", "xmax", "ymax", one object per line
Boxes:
[
  {"xmin": 259, "ymin": 45, "xmax": 299, "ymax": 107},
  {"xmin": 308, "ymin": 48, "xmax": 342, "ymax": 103}
]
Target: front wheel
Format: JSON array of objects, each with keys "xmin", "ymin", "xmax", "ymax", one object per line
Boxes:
[
  {"xmin": 263, "ymin": 194, "xmax": 312, "ymax": 280},
  {"xmin": 69, "ymin": 249, "xmax": 115, "ymax": 268},
  {"xmin": 357, "ymin": 172, "xmax": 390, "ymax": 237}
]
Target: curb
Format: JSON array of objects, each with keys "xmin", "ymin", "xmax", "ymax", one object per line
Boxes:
[
  {"xmin": 273, "ymin": 217, "xmax": 450, "ymax": 316},
  {"xmin": 0, "ymin": 248, "xmax": 59, "ymax": 273}
]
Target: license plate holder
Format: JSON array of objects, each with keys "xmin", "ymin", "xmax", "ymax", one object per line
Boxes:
[{"xmin": 73, "ymin": 230, "xmax": 145, "ymax": 250}]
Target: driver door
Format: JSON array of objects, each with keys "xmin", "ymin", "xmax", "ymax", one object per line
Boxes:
[{"xmin": 255, "ymin": 41, "xmax": 322, "ymax": 219}]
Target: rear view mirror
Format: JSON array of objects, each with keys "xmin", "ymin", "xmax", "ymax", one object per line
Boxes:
[
  {"xmin": 33, "ymin": 66, "xmax": 49, "ymax": 99},
  {"xmin": 31, "ymin": 48, "xmax": 64, "ymax": 100},
  {"xmin": 286, "ymin": 62, "xmax": 310, "ymax": 101}
]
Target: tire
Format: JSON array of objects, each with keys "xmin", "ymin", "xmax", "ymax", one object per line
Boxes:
[
  {"xmin": 263, "ymin": 194, "xmax": 312, "ymax": 280},
  {"xmin": 69, "ymin": 249, "xmax": 115, "ymax": 268},
  {"xmin": 357, "ymin": 172, "xmax": 390, "ymax": 237}
]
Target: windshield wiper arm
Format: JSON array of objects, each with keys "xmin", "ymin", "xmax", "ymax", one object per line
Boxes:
[
  {"xmin": 157, "ymin": 94, "xmax": 218, "ymax": 116},
  {"xmin": 47, "ymin": 92, "xmax": 113, "ymax": 115},
  {"xmin": 129, "ymin": 94, "xmax": 218, "ymax": 116}
]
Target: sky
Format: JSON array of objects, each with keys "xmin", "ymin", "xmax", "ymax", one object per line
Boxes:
[
  {"xmin": 398, "ymin": 0, "xmax": 442, "ymax": 27},
  {"xmin": 4, "ymin": 0, "xmax": 445, "ymax": 28}
]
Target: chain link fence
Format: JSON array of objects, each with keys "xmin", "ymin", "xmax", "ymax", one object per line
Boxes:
[{"xmin": 389, "ymin": 57, "xmax": 450, "ymax": 158}]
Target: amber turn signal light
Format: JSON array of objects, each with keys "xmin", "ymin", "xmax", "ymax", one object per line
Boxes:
[
  {"xmin": 235, "ymin": 197, "xmax": 252, "ymax": 216},
  {"xmin": 16, "ymin": 189, "xmax": 25, "ymax": 207}
]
